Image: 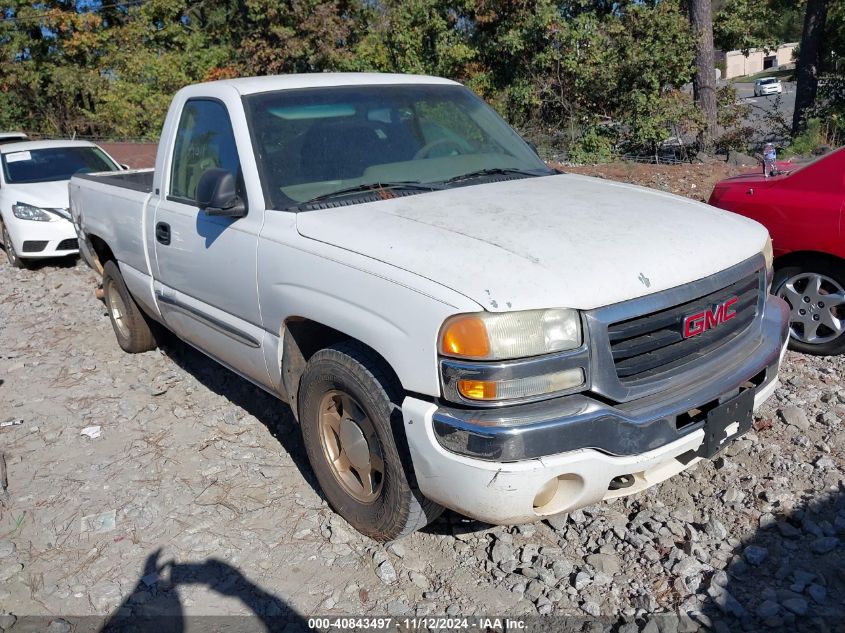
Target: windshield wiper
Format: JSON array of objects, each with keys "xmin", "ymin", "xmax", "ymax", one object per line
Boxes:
[
  {"xmin": 444, "ymin": 167, "xmax": 553, "ymax": 184},
  {"xmin": 297, "ymin": 181, "xmax": 444, "ymax": 207}
]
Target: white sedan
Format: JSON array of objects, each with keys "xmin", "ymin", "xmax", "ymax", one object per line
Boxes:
[
  {"xmin": 0, "ymin": 140, "xmax": 122, "ymax": 268},
  {"xmin": 753, "ymin": 77, "xmax": 783, "ymax": 96}
]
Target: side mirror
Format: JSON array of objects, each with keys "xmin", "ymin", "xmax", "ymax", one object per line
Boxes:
[
  {"xmin": 196, "ymin": 168, "xmax": 247, "ymax": 218},
  {"xmin": 120, "ymin": 163, "xmax": 130, "ymax": 170}
]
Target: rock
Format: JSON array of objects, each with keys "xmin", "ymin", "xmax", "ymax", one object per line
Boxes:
[
  {"xmin": 545, "ymin": 513, "xmax": 568, "ymax": 531},
  {"xmin": 0, "ymin": 563, "xmax": 23, "ymax": 582},
  {"xmin": 46, "ymin": 619, "xmax": 72, "ymax": 633},
  {"xmin": 490, "ymin": 541, "xmax": 514, "ymax": 565},
  {"xmin": 585, "ymin": 553, "xmax": 621, "ymax": 575},
  {"xmin": 777, "ymin": 521, "xmax": 802, "ymax": 538},
  {"xmin": 376, "ymin": 560, "xmax": 397, "ymax": 585},
  {"xmin": 673, "ymin": 557, "xmax": 700, "ymax": 578},
  {"xmin": 756, "ymin": 600, "xmax": 780, "ymax": 618},
  {"xmin": 525, "ymin": 580, "xmax": 544, "ymax": 602},
  {"xmin": 0, "ymin": 541, "xmax": 15, "ymax": 558},
  {"xmin": 573, "ymin": 571, "xmax": 592, "ymax": 590},
  {"xmin": 386, "ymin": 600, "xmax": 409, "ymax": 616},
  {"xmin": 782, "ymin": 597, "xmax": 808, "ymax": 615},
  {"xmin": 409, "ymin": 572, "xmax": 430, "ymax": 590},
  {"xmin": 743, "ymin": 545, "xmax": 768, "ymax": 566},
  {"xmin": 705, "ymin": 516, "xmax": 728, "ymax": 540},
  {"xmin": 807, "ymin": 584, "xmax": 827, "ymax": 603},
  {"xmin": 0, "ymin": 615, "xmax": 17, "ymax": 631},
  {"xmin": 790, "ymin": 570, "xmax": 815, "ymax": 592},
  {"xmin": 707, "ymin": 585, "xmax": 747, "ymax": 618},
  {"xmin": 759, "ymin": 513, "xmax": 777, "ymax": 530},
  {"xmin": 811, "ymin": 536, "xmax": 838, "ymax": 554},
  {"xmin": 551, "ymin": 559, "xmax": 573, "ymax": 580},
  {"xmin": 779, "ymin": 405, "xmax": 810, "ymax": 431},
  {"xmin": 581, "ymin": 600, "xmax": 602, "ymax": 616}
]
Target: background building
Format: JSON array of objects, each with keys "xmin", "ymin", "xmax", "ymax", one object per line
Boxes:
[{"xmin": 717, "ymin": 43, "xmax": 798, "ymax": 79}]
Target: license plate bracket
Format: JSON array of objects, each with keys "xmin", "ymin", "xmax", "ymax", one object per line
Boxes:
[{"xmin": 698, "ymin": 389, "xmax": 754, "ymax": 458}]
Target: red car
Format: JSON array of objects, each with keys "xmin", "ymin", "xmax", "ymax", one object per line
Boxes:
[{"xmin": 709, "ymin": 146, "xmax": 845, "ymax": 355}]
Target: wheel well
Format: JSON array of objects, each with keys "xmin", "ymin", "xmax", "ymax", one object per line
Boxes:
[
  {"xmin": 88, "ymin": 234, "xmax": 116, "ymax": 274},
  {"xmin": 280, "ymin": 317, "xmax": 401, "ymax": 421},
  {"xmin": 775, "ymin": 250, "xmax": 845, "ymax": 271}
]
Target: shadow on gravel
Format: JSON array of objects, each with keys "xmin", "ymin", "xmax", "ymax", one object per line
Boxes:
[
  {"xmin": 157, "ymin": 336, "xmax": 322, "ymax": 499},
  {"xmin": 101, "ymin": 548, "xmax": 308, "ymax": 632},
  {"xmin": 702, "ymin": 484, "xmax": 844, "ymax": 632}
]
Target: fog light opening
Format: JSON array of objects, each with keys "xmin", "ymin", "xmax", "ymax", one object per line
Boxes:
[
  {"xmin": 533, "ymin": 473, "xmax": 585, "ymax": 514},
  {"xmin": 608, "ymin": 474, "xmax": 635, "ymax": 491}
]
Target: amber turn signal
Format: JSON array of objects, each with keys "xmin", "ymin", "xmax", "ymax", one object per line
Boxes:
[
  {"xmin": 457, "ymin": 379, "xmax": 498, "ymax": 400},
  {"xmin": 440, "ymin": 315, "xmax": 490, "ymax": 359}
]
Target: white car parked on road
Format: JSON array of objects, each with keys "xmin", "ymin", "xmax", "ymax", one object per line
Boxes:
[
  {"xmin": 753, "ymin": 77, "xmax": 783, "ymax": 97},
  {"xmin": 1, "ymin": 140, "xmax": 121, "ymax": 268}
]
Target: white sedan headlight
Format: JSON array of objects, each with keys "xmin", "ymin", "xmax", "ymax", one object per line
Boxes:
[{"xmin": 12, "ymin": 202, "xmax": 53, "ymax": 222}]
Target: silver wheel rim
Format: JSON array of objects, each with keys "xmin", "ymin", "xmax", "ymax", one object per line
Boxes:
[
  {"xmin": 2, "ymin": 226, "xmax": 17, "ymax": 265},
  {"xmin": 106, "ymin": 280, "xmax": 130, "ymax": 340},
  {"xmin": 318, "ymin": 390, "xmax": 384, "ymax": 503},
  {"xmin": 777, "ymin": 272, "xmax": 845, "ymax": 344}
]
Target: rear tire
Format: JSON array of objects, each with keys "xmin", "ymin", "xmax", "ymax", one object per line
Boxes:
[
  {"xmin": 102, "ymin": 260, "xmax": 157, "ymax": 353},
  {"xmin": 1, "ymin": 222, "xmax": 26, "ymax": 269},
  {"xmin": 773, "ymin": 256, "xmax": 845, "ymax": 355},
  {"xmin": 298, "ymin": 341, "xmax": 443, "ymax": 541}
]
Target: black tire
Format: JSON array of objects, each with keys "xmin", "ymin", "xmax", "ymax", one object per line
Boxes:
[
  {"xmin": 772, "ymin": 255, "xmax": 845, "ymax": 355},
  {"xmin": 298, "ymin": 341, "xmax": 443, "ymax": 541},
  {"xmin": 102, "ymin": 260, "xmax": 157, "ymax": 353},
  {"xmin": 1, "ymin": 222, "xmax": 27, "ymax": 269}
]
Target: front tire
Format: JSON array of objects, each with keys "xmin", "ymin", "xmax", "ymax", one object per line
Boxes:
[
  {"xmin": 102, "ymin": 260, "xmax": 157, "ymax": 353},
  {"xmin": 298, "ymin": 341, "xmax": 443, "ymax": 541},
  {"xmin": 1, "ymin": 222, "xmax": 26, "ymax": 269},
  {"xmin": 773, "ymin": 256, "xmax": 845, "ymax": 355}
]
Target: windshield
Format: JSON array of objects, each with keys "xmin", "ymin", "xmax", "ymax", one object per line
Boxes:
[
  {"xmin": 758, "ymin": 78, "xmax": 778, "ymax": 85},
  {"xmin": 243, "ymin": 84, "xmax": 550, "ymax": 209},
  {"xmin": 1, "ymin": 146, "xmax": 119, "ymax": 184}
]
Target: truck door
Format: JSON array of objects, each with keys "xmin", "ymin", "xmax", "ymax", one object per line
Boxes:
[{"xmin": 153, "ymin": 98, "xmax": 270, "ymax": 386}]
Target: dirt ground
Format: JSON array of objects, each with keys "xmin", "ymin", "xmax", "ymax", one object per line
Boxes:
[
  {"xmin": 561, "ymin": 161, "xmax": 745, "ymax": 204},
  {"xmin": 1, "ymin": 161, "xmax": 842, "ymax": 632}
]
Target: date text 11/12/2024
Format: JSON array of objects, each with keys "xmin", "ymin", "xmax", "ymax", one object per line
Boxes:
[{"xmin": 307, "ymin": 617, "xmax": 528, "ymax": 631}]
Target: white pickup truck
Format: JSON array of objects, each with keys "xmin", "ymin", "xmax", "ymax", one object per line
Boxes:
[{"xmin": 70, "ymin": 73, "xmax": 789, "ymax": 541}]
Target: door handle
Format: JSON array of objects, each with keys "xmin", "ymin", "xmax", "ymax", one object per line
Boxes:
[{"xmin": 156, "ymin": 222, "xmax": 171, "ymax": 245}]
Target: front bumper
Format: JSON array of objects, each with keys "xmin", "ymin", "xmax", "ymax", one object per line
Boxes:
[
  {"xmin": 5, "ymin": 216, "xmax": 78, "ymax": 259},
  {"xmin": 402, "ymin": 296, "xmax": 789, "ymax": 524}
]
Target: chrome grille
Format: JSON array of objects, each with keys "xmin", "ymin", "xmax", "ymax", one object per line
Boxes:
[{"xmin": 606, "ymin": 270, "xmax": 762, "ymax": 385}]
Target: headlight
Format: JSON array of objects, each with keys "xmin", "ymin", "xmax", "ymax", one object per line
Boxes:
[
  {"xmin": 440, "ymin": 308, "xmax": 581, "ymax": 360},
  {"xmin": 762, "ymin": 236, "xmax": 774, "ymax": 288},
  {"xmin": 12, "ymin": 202, "xmax": 53, "ymax": 222},
  {"xmin": 439, "ymin": 309, "xmax": 587, "ymax": 406},
  {"xmin": 762, "ymin": 237, "xmax": 773, "ymax": 273}
]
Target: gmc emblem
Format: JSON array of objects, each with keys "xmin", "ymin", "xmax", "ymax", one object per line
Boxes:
[{"xmin": 683, "ymin": 297, "xmax": 738, "ymax": 338}]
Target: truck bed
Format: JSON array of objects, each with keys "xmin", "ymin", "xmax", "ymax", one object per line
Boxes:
[{"xmin": 74, "ymin": 169, "xmax": 154, "ymax": 194}]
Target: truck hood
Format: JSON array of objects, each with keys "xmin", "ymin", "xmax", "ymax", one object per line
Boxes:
[
  {"xmin": 6, "ymin": 180, "xmax": 71, "ymax": 210},
  {"xmin": 296, "ymin": 174, "xmax": 768, "ymax": 312}
]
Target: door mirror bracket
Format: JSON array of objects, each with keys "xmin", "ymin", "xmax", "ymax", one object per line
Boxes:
[{"xmin": 196, "ymin": 168, "xmax": 247, "ymax": 217}]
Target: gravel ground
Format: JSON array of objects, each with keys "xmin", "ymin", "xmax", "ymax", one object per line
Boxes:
[{"xmin": 0, "ymin": 255, "xmax": 843, "ymax": 631}]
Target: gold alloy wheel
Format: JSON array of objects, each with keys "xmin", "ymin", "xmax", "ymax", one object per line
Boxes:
[
  {"xmin": 318, "ymin": 390, "xmax": 385, "ymax": 503},
  {"xmin": 106, "ymin": 279, "xmax": 130, "ymax": 340}
]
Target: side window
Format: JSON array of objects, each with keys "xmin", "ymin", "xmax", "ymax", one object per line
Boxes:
[{"xmin": 170, "ymin": 99, "xmax": 241, "ymax": 202}]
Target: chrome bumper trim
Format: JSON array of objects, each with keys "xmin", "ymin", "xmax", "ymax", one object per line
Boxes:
[{"xmin": 432, "ymin": 295, "xmax": 789, "ymax": 461}]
